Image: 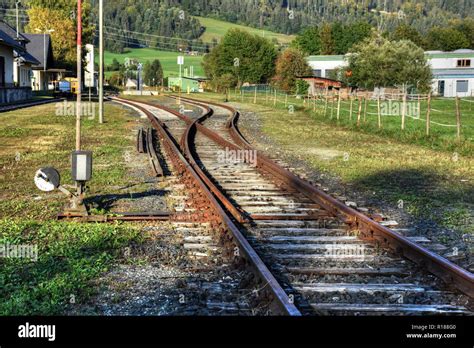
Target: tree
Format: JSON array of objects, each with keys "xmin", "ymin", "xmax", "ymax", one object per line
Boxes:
[
  {"xmin": 295, "ymin": 80, "xmax": 309, "ymax": 96},
  {"xmin": 107, "ymin": 58, "xmax": 122, "ymax": 72},
  {"xmin": 203, "ymin": 29, "xmax": 277, "ymax": 88},
  {"xmin": 426, "ymin": 27, "xmax": 470, "ymax": 51},
  {"xmin": 319, "ymin": 23, "xmax": 335, "ymax": 55},
  {"xmin": 143, "ymin": 59, "xmax": 163, "ymax": 87},
  {"xmin": 272, "ymin": 48, "xmax": 312, "ymax": 94},
  {"xmin": 391, "ymin": 24, "xmax": 426, "ymax": 47},
  {"xmin": 454, "ymin": 19, "xmax": 474, "ymax": 49},
  {"xmin": 25, "ymin": 0, "xmax": 94, "ymax": 71},
  {"xmin": 292, "ymin": 27, "xmax": 321, "ymax": 55},
  {"xmin": 343, "ymin": 36, "xmax": 432, "ymax": 92}
]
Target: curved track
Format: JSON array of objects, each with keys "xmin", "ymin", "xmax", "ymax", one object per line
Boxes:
[{"xmin": 113, "ymin": 95, "xmax": 474, "ymax": 316}]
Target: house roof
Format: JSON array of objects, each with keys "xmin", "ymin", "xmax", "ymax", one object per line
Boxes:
[
  {"xmin": 23, "ymin": 33, "xmax": 55, "ymax": 70},
  {"xmin": 16, "ymin": 50, "xmax": 41, "ymax": 65},
  {"xmin": 0, "ymin": 22, "xmax": 24, "ymax": 51},
  {"xmin": 307, "ymin": 50, "xmax": 474, "ymax": 62},
  {"xmin": 426, "ymin": 50, "xmax": 474, "ymax": 59},
  {"xmin": 307, "ymin": 55, "xmax": 345, "ymax": 62},
  {"xmin": 0, "ymin": 21, "xmax": 29, "ymax": 45}
]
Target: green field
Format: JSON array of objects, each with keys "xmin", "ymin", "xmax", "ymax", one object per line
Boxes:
[
  {"xmin": 102, "ymin": 17, "xmax": 294, "ymax": 79},
  {"xmin": 195, "ymin": 16, "xmax": 295, "ymax": 45},
  {"xmin": 104, "ymin": 49, "xmax": 205, "ymax": 78},
  {"xmin": 237, "ymin": 88, "xmax": 474, "ymax": 155}
]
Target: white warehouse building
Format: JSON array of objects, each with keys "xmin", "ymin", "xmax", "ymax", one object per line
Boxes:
[{"xmin": 307, "ymin": 49, "xmax": 474, "ymax": 98}]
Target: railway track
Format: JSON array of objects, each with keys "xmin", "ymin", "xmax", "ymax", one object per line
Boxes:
[
  {"xmin": 0, "ymin": 97, "xmax": 62, "ymax": 113},
  {"xmin": 113, "ymin": 95, "xmax": 473, "ymax": 316}
]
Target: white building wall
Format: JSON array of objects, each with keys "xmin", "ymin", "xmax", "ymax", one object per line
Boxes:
[
  {"xmin": 13, "ymin": 61, "xmax": 33, "ymax": 87},
  {"xmin": 308, "ymin": 53, "xmax": 474, "ymax": 98},
  {"xmin": 0, "ymin": 45, "xmax": 15, "ymax": 85},
  {"xmin": 307, "ymin": 58, "xmax": 346, "ymax": 78}
]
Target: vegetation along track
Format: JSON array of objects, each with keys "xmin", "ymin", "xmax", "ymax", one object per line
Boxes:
[{"xmin": 113, "ymin": 95, "xmax": 474, "ymax": 316}]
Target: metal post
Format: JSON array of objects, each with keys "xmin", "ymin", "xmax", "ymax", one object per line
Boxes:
[
  {"xmin": 76, "ymin": 0, "xmax": 82, "ymax": 152},
  {"xmin": 16, "ymin": 1, "xmax": 20, "ymax": 38},
  {"xmin": 43, "ymin": 32, "xmax": 46, "ymax": 89},
  {"xmin": 99, "ymin": 0, "xmax": 104, "ymax": 124}
]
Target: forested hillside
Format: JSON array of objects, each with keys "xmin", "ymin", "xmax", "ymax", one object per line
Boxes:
[{"xmin": 0, "ymin": 0, "xmax": 473, "ymax": 53}]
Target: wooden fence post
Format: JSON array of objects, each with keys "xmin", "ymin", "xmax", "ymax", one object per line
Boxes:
[
  {"xmin": 377, "ymin": 95, "xmax": 382, "ymax": 129},
  {"xmin": 336, "ymin": 92, "xmax": 341, "ymax": 120},
  {"xmin": 324, "ymin": 95, "xmax": 328, "ymax": 117},
  {"xmin": 274, "ymin": 89, "xmax": 277, "ymax": 106},
  {"xmin": 330, "ymin": 97, "xmax": 335, "ymax": 119},
  {"xmin": 456, "ymin": 96, "xmax": 462, "ymax": 140},
  {"xmin": 363, "ymin": 97, "xmax": 368, "ymax": 123},
  {"xmin": 401, "ymin": 93, "xmax": 407, "ymax": 130},
  {"xmin": 426, "ymin": 93, "xmax": 431, "ymax": 136},
  {"xmin": 357, "ymin": 97, "xmax": 362, "ymax": 126},
  {"xmin": 417, "ymin": 94, "xmax": 421, "ymax": 119},
  {"xmin": 254, "ymin": 86, "xmax": 257, "ymax": 104},
  {"xmin": 349, "ymin": 96, "xmax": 353, "ymax": 121}
]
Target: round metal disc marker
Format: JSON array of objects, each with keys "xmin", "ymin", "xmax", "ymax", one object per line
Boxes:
[{"xmin": 34, "ymin": 167, "xmax": 61, "ymax": 192}]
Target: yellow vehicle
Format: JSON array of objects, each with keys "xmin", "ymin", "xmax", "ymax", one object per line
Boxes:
[{"xmin": 54, "ymin": 77, "xmax": 79, "ymax": 97}]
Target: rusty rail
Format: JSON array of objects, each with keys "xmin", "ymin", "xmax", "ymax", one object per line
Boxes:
[
  {"xmin": 146, "ymin": 127, "xmax": 164, "ymax": 177},
  {"xmin": 176, "ymin": 95, "xmax": 474, "ymax": 300},
  {"xmin": 111, "ymin": 96, "xmax": 301, "ymax": 316}
]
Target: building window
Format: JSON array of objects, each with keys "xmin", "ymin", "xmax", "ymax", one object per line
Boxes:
[
  {"xmin": 457, "ymin": 59, "xmax": 471, "ymax": 67},
  {"xmin": 313, "ymin": 69, "xmax": 322, "ymax": 77},
  {"xmin": 325, "ymin": 69, "xmax": 334, "ymax": 79},
  {"xmin": 456, "ymin": 80, "xmax": 469, "ymax": 93}
]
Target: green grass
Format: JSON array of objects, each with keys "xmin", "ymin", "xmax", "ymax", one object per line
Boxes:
[
  {"xmin": 104, "ymin": 48, "xmax": 204, "ymax": 78},
  {"xmin": 0, "ymin": 219, "xmax": 143, "ymax": 315},
  {"xmin": 0, "ymin": 100, "xmax": 148, "ymax": 315},
  {"xmin": 102, "ymin": 17, "xmax": 294, "ymax": 79},
  {"xmin": 195, "ymin": 16, "xmax": 295, "ymax": 45},
  {"xmin": 237, "ymin": 89, "xmax": 474, "ymax": 156},
  {"xmin": 0, "ymin": 101, "xmax": 137, "ymax": 220}
]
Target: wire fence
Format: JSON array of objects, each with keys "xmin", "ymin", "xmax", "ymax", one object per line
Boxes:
[{"xmin": 235, "ymin": 85, "xmax": 474, "ymax": 142}]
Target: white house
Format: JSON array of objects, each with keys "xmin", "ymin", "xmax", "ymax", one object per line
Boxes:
[
  {"xmin": 307, "ymin": 55, "xmax": 347, "ymax": 79},
  {"xmin": 0, "ymin": 22, "xmax": 41, "ymax": 88},
  {"xmin": 0, "ymin": 21, "xmax": 38, "ymax": 103},
  {"xmin": 307, "ymin": 50, "xmax": 474, "ymax": 97},
  {"xmin": 427, "ymin": 49, "xmax": 474, "ymax": 98}
]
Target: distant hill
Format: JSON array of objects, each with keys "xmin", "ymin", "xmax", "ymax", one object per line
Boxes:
[
  {"xmin": 196, "ymin": 16, "xmax": 294, "ymax": 45},
  {"xmin": 1, "ymin": 0, "xmax": 473, "ymax": 53}
]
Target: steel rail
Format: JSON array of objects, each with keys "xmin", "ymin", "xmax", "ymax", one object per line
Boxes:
[
  {"xmin": 176, "ymin": 95, "xmax": 474, "ymax": 300},
  {"xmin": 111, "ymin": 96, "xmax": 301, "ymax": 316}
]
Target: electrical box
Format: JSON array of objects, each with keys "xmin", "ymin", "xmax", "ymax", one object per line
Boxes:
[{"xmin": 72, "ymin": 151, "xmax": 92, "ymax": 182}]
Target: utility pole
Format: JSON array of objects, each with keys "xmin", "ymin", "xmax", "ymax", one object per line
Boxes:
[
  {"xmin": 15, "ymin": 1, "xmax": 21, "ymax": 38},
  {"xmin": 76, "ymin": 0, "xmax": 82, "ymax": 151},
  {"xmin": 99, "ymin": 0, "xmax": 104, "ymax": 124}
]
